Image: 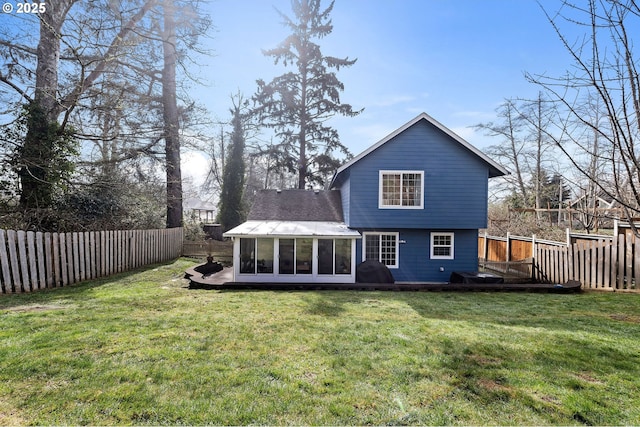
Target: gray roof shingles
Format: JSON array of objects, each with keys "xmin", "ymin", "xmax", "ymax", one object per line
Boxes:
[{"xmin": 248, "ymin": 189, "xmax": 344, "ymax": 222}]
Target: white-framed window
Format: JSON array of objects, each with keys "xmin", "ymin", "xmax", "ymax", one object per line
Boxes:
[
  {"xmin": 239, "ymin": 238, "xmax": 275, "ymax": 274},
  {"xmin": 379, "ymin": 170, "xmax": 424, "ymax": 209},
  {"xmin": 363, "ymin": 232, "xmax": 399, "ymax": 268},
  {"xmin": 430, "ymin": 232, "xmax": 454, "ymax": 260}
]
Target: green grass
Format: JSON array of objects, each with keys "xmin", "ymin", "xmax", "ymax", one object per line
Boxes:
[{"xmin": 1, "ymin": 258, "xmax": 639, "ymax": 425}]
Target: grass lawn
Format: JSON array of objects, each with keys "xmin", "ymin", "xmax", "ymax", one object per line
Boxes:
[{"xmin": 1, "ymin": 258, "xmax": 639, "ymax": 425}]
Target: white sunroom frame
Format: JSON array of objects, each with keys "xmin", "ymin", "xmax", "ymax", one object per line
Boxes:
[{"xmin": 224, "ymin": 221, "xmax": 361, "ymax": 283}]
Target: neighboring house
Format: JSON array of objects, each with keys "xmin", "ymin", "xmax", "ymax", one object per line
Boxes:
[
  {"xmin": 184, "ymin": 197, "xmax": 217, "ymax": 223},
  {"xmin": 224, "ymin": 112, "xmax": 507, "ymax": 283},
  {"xmin": 563, "ymin": 192, "xmax": 618, "ymax": 230}
]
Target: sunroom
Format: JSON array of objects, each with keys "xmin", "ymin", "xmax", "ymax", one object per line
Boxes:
[{"xmin": 223, "ymin": 220, "xmax": 360, "ymax": 283}]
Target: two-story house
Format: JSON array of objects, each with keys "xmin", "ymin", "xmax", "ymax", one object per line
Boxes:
[{"xmin": 224, "ymin": 113, "xmax": 507, "ymax": 284}]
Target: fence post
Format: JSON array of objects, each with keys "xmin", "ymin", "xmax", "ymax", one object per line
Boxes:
[
  {"xmin": 617, "ymin": 234, "xmax": 625, "ymax": 289},
  {"xmin": 531, "ymin": 234, "xmax": 536, "ymax": 280},
  {"xmin": 483, "ymin": 231, "xmax": 488, "ymax": 260}
]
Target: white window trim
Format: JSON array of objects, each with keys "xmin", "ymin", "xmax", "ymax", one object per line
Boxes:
[
  {"xmin": 378, "ymin": 170, "xmax": 424, "ymax": 209},
  {"xmin": 430, "ymin": 232, "xmax": 455, "ymax": 260},
  {"xmin": 362, "ymin": 232, "xmax": 399, "ymax": 269}
]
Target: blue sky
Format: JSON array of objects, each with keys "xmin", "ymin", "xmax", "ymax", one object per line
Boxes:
[
  {"xmin": 200, "ymin": 0, "xmax": 575, "ymax": 157},
  {"xmin": 0, "ymin": 0, "xmax": 580, "ymax": 190}
]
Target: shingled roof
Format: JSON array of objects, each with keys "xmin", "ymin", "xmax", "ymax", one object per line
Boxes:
[{"xmin": 248, "ymin": 189, "xmax": 344, "ymax": 222}]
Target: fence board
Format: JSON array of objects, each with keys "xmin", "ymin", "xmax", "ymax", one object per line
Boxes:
[
  {"xmin": 0, "ymin": 230, "xmax": 12, "ymax": 293},
  {"xmin": 78, "ymin": 233, "xmax": 86, "ymax": 282},
  {"xmin": 35, "ymin": 231, "xmax": 47, "ymax": 289},
  {"xmin": 52, "ymin": 233, "xmax": 60, "ymax": 287},
  {"xmin": 26, "ymin": 232, "xmax": 37, "ymax": 290},
  {"xmin": 44, "ymin": 233, "xmax": 53, "ymax": 288},
  {"xmin": 603, "ymin": 241, "xmax": 611, "ymax": 289},
  {"xmin": 87, "ymin": 232, "xmax": 93, "ymax": 278},
  {"xmin": 17, "ymin": 231, "xmax": 30, "ymax": 292},
  {"xmin": 7, "ymin": 231, "xmax": 21, "ymax": 292},
  {"xmin": 58, "ymin": 233, "xmax": 67, "ymax": 286}
]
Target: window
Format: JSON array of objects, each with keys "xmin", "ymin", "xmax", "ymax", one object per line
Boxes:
[
  {"xmin": 296, "ymin": 238, "xmax": 313, "ymax": 274},
  {"xmin": 256, "ymin": 238, "xmax": 274, "ymax": 273},
  {"xmin": 334, "ymin": 239, "xmax": 352, "ymax": 275},
  {"xmin": 239, "ymin": 238, "xmax": 256, "ymax": 274},
  {"xmin": 280, "ymin": 238, "xmax": 314, "ymax": 275},
  {"xmin": 379, "ymin": 171, "xmax": 424, "ymax": 209},
  {"xmin": 431, "ymin": 232, "xmax": 454, "ymax": 260},
  {"xmin": 318, "ymin": 238, "xmax": 352, "ymax": 275},
  {"xmin": 240, "ymin": 238, "xmax": 275, "ymax": 274},
  {"xmin": 318, "ymin": 239, "xmax": 334, "ymax": 275},
  {"xmin": 363, "ymin": 232, "xmax": 399, "ymax": 268},
  {"xmin": 279, "ymin": 239, "xmax": 295, "ymax": 274}
]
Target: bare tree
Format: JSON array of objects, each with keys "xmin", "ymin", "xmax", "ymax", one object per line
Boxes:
[
  {"xmin": 476, "ymin": 94, "xmax": 558, "ymax": 212},
  {"xmin": 529, "ymin": 0, "xmax": 640, "ymax": 228},
  {"xmin": 0, "ymin": 0, "xmax": 212, "ymax": 230},
  {"xmin": 0, "ymin": 0, "xmax": 157, "ymax": 212},
  {"xmin": 475, "ymin": 99, "xmax": 529, "ymax": 203},
  {"xmin": 519, "ymin": 92, "xmax": 559, "ymax": 219}
]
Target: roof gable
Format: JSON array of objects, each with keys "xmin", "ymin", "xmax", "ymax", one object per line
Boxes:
[
  {"xmin": 248, "ymin": 189, "xmax": 344, "ymax": 222},
  {"xmin": 331, "ymin": 112, "xmax": 508, "ymax": 187}
]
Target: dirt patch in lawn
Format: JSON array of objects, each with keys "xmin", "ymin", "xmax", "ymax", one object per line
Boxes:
[
  {"xmin": 609, "ymin": 313, "xmax": 640, "ymax": 323},
  {"xmin": 3, "ymin": 304, "xmax": 69, "ymax": 313}
]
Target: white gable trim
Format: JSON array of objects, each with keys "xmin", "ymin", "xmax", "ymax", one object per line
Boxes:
[{"xmin": 332, "ymin": 112, "xmax": 508, "ymax": 184}]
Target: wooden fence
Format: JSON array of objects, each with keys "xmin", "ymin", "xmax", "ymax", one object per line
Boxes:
[
  {"xmin": 0, "ymin": 227, "xmax": 183, "ymax": 294},
  {"xmin": 479, "ymin": 229, "xmax": 639, "ymax": 291}
]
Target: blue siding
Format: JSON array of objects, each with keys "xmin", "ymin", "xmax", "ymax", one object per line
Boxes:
[
  {"xmin": 355, "ymin": 229, "xmax": 478, "ymax": 282},
  {"xmin": 337, "ymin": 174, "xmax": 351, "ymax": 225},
  {"xmin": 345, "ymin": 120, "xmax": 489, "ymax": 229}
]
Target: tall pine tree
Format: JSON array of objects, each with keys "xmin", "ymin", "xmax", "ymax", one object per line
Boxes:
[
  {"xmin": 253, "ymin": 0, "xmax": 361, "ymax": 189},
  {"xmin": 217, "ymin": 102, "xmax": 247, "ymax": 231}
]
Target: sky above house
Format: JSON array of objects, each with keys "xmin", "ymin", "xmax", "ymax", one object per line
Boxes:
[
  {"xmin": 180, "ymin": 0, "xmax": 583, "ymax": 188},
  {"xmin": 0, "ymin": 0, "xmax": 584, "ymax": 191},
  {"xmin": 200, "ymin": 0, "xmax": 576, "ymax": 151}
]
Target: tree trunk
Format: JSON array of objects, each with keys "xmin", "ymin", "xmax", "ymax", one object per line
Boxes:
[
  {"xmin": 298, "ymin": 70, "xmax": 308, "ymax": 189},
  {"xmin": 162, "ymin": 0, "xmax": 183, "ymax": 228},
  {"xmin": 18, "ymin": 1, "xmax": 74, "ymax": 209}
]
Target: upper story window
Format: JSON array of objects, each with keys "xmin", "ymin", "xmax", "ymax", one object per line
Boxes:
[{"xmin": 379, "ymin": 171, "xmax": 424, "ymax": 209}]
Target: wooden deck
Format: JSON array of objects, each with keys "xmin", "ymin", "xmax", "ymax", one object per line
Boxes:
[{"xmin": 184, "ymin": 267, "xmax": 581, "ymax": 293}]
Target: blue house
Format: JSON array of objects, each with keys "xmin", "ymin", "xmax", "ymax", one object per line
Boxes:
[{"xmin": 224, "ymin": 112, "xmax": 507, "ymax": 284}]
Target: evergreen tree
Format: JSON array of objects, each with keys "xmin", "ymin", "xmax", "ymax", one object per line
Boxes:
[
  {"xmin": 253, "ymin": 0, "xmax": 361, "ymax": 189},
  {"xmin": 217, "ymin": 102, "xmax": 247, "ymax": 231}
]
